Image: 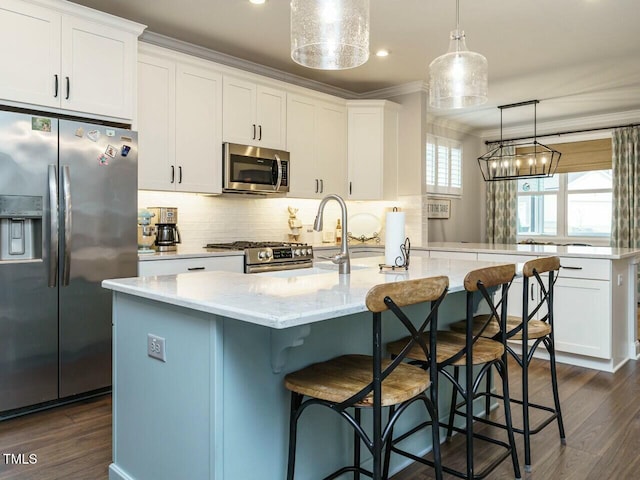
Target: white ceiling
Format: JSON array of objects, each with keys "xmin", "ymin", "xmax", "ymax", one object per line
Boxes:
[{"xmin": 71, "ymin": 0, "xmax": 640, "ymax": 133}]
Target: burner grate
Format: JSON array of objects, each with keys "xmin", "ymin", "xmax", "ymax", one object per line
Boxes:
[{"xmin": 204, "ymin": 241, "xmax": 307, "ymax": 250}]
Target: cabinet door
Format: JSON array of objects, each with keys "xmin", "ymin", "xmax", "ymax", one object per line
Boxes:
[
  {"xmin": 256, "ymin": 86, "xmax": 286, "ymax": 150},
  {"xmin": 316, "ymin": 101, "xmax": 347, "ymax": 196},
  {"xmin": 348, "ymin": 107, "xmax": 383, "ymax": 200},
  {"xmin": 137, "ymin": 54, "xmax": 176, "ymax": 191},
  {"xmin": 61, "ymin": 15, "xmax": 135, "ymax": 119},
  {"xmin": 553, "ymin": 277, "xmax": 610, "ymax": 358},
  {"xmin": 175, "ymin": 64, "xmax": 223, "ymax": 194},
  {"xmin": 222, "ymin": 76, "xmax": 256, "ymax": 145},
  {"xmin": 286, "ymin": 94, "xmax": 318, "ymax": 198},
  {"xmin": 0, "ymin": 0, "xmax": 60, "ymax": 108}
]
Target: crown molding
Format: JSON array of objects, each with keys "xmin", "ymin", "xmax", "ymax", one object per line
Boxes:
[
  {"xmin": 359, "ymin": 81, "xmax": 429, "ymax": 99},
  {"xmin": 480, "ymin": 109, "xmax": 640, "ymax": 142},
  {"xmin": 140, "ymin": 31, "xmax": 359, "ymax": 99}
]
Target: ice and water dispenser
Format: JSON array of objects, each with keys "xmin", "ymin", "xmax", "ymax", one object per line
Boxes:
[{"xmin": 0, "ymin": 195, "xmax": 43, "ymax": 261}]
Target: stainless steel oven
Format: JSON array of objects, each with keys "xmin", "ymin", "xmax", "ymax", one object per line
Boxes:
[
  {"xmin": 223, "ymin": 143, "xmax": 289, "ymax": 194},
  {"xmin": 204, "ymin": 241, "xmax": 313, "ymax": 273}
]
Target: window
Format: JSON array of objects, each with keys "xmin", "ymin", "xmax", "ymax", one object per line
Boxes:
[
  {"xmin": 426, "ymin": 135, "xmax": 462, "ymax": 196},
  {"xmin": 517, "ymin": 169, "xmax": 612, "ymax": 239}
]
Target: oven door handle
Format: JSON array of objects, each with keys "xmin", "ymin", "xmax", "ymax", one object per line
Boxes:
[{"xmin": 274, "ymin": 153, "xmax": 282, "ymax": 192}]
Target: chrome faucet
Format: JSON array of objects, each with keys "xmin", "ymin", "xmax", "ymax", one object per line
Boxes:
[{"xmin": 314, "ymin": 194, "xmax": 350, "ymax": 275}]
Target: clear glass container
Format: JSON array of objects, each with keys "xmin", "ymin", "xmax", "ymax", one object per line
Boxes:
[
  {"xmin": 429, "ymin": 29, "xmax": 488, "ymax": 109},
  {"xmin": 290, "ymin": 0, "xmax": 370, "ymax": 70}
]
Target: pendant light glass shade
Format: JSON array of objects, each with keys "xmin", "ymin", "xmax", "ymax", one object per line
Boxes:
[
  {"xmin": 290, "ymin": 0, "xmax": 370, "ymax": 70},
  {"xmin": 429, "ymin": 2, "xmax": 488, "ymax": 109}
]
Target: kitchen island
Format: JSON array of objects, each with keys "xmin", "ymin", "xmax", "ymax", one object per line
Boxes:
[{"xmin": 103, "ymin": 256, "xmax": 503, "ymax": 480}]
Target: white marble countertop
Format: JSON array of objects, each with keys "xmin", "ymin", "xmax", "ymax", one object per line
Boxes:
[
  {"xmin": 425, "ymin": 242, "xmax": 640, "ymax": 260},
  {"xmin": 104, "ymin": 256, "xmax": 511, "ymax": 329},
  {"xmin": 138, "ymin": 243, "xmax": 383, "ymax": 261}
]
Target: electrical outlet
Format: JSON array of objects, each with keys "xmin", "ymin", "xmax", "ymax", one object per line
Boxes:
[
  {"xmin": 617, "ymin": 274, "xmax": 623, "ymax": 286},
  {"xmin": 147, "ymin": 334, "xmax": 166, "ymax": 362}
]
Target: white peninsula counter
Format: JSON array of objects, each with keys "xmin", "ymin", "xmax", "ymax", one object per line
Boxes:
[{"xmin": 102, "ymin": 256, "xmax": 504, "ymax": 480}]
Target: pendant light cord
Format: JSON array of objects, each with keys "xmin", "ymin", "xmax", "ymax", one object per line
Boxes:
[{"xmin": 456, "ymin": 0, "xmax": 460, "ymax": 31}]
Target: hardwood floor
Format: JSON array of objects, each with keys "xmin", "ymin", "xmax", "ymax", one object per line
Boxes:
[
  {"xmin": 0, "ymin": 359, "xmax": 638, "ymax": 479},
  {"xmin": 0, "ymin": 395, "xmax": 111, "ymax": 480}
]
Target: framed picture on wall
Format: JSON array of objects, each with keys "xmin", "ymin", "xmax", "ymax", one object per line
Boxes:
[{"xmin": 427, "ymin": 198, "xmax": 451, "ymax": 219}]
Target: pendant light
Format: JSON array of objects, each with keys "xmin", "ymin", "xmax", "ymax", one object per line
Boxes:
[
  {"xmin": 477, "ymin": 100, "xmax": 561, "ymax": 181},
  {"xmin": 290, "ymin": 0, "xmax": 370, "ymax": 70},
  {"xmin": 429, "ymin": 0, "xmax": 488, "ymax": 109}
]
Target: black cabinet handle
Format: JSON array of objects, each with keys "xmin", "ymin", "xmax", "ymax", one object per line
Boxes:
[
  {"xmin": 252, "ymin": 124, "xmax": 256, "ymax": 140},
  {"xmin": 54, "ymin": 75, "xmax": 58, "ymax": 98},
  {"xmin": 178, "ymin": 166, "xmax": 183, "ymax": 183},
  {"xmin": 349, "ymin": 181, "xmax": 352, "ymax": 195},
  {"xmin": 560, "ymin": 265, "xmax": 583, "ymax": 270},
  {"xmin": 315, "ymin": 179, "xmax": 319, "ymax": 193},
  {"xmin": 320, "ymin": 179, "xmax": 323, "ymax": 193},
  {"xmin": 171, "ymin": 166, "xmax": 175, "ymax": 183},
  {"xmin": 187, "ymin": 267, "xmax": 205, "ymax": 271},
  {"xmin": 258, "ymin": 125, "xmax": 262, "ymax": 141},
  {"xmin": 65, "ymin": 77, "xmax": 70, "ymax": 100}
]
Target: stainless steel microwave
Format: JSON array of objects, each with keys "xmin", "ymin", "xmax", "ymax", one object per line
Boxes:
[{"xmin": 223, "ymin": 143, "xmax": 289, "ymax": 194}]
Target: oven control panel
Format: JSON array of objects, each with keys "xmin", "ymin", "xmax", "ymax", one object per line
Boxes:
[{"xmin": 246, "ymin": 246, "xmax": 314, "ymax": 264}]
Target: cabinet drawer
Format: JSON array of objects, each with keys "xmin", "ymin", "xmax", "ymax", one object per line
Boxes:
[
  {"xmin": 558, "ymin": 257, "xmax": 610, "ymax": 280},
  {"xmin": 477, "ymin": 253, "xmax": 536, "ymax": 264},
  {"xmin": 138, "ymin": 256, "xmax": 243, "ymax": 276},
  {"xmin": 429, "ymin": 250, "xmax": 477, "ymax": 261}
]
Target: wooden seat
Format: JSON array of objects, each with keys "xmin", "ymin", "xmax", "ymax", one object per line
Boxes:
[
  {"xmin": 284, "ymin": 354, "xmax": 430, "ymax": 407},
  {"xmin": 387, "ymin": 331, "xmax": 504, "ymax": 366},
  {"xmin": 449, "ymin": 314, "xmax": 552, "ymax": 340},
  {"xmin": 284, "ymin": 276, "xmax": 449, "ymax": 480}
]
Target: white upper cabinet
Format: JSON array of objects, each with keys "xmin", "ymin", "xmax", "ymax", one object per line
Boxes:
[
  {"xmin": 347, "ymin": 100, "xmax": 400, "ymax": 201},
  {"xmin": 223, "ymin": 76, "xmax": 286, "ymax": 150},
  {"xmin": 286, "ymin": 93, "xmax": 346, "ymax": 198},
  {"xmin": 137, "ymin": 46, "xmax": 223, "ymax": 194},
  {"xmin": 0, "ymin": 0, "xmax": 144, "ymax": 120}
]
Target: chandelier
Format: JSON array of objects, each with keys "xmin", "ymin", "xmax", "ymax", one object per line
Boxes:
[
  {"xmin": 290, "ymin": 0, "xmax": 370, "ymax": 70},
  {"xmin": 429, "ymin": 0, "xmax": 488, "ymax": 109},
  {"xmin": 478, "ymin": 100, "xmax": 562, "ymax": 182}
]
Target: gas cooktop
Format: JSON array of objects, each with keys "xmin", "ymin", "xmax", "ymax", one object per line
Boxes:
[{"xmin": 204, "ymin": 241, "xmax": 307, "ymax": 250}]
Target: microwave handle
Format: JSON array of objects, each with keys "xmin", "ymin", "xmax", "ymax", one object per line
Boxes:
[{"xmin": 274, "ymin": 153, "xmax": 283, "ymax": 191}]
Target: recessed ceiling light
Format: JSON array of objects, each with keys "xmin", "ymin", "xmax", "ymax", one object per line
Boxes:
[
  {"xmin": 376, "ymin": 49, "xmax": 390, "ymax": 57},
  {"xmin": 250, "ymin": 0, "xmax": 266, "ymax": 4}
]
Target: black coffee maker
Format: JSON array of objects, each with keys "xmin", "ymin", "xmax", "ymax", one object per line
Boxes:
[{"xmin": 148, "ymin": 207, "xmax": 181, "ymax": 251}]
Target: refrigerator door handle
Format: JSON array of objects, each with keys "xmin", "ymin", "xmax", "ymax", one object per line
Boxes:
[
  {"xmin": 62, "ymin": 165, "xmax": 72, "ymax": 286},
  {"xmin": 48, "ymin": 164, "xmax": 59, "ymax": 287}
]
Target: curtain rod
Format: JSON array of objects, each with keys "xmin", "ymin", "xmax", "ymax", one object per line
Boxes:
[{"xmin": 485, "ymin": 122, "xmax": 640, "ymax": 145}]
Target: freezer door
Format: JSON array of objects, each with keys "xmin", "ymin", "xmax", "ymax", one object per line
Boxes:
[
  {"xmin": 58, "ymin": 120, "xmax": 137, "ymax": 398},
  {"xmin": 0, "ymin": 110, "xmax": 59, "ymax": 412}
]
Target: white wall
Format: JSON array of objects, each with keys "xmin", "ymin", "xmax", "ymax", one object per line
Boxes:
[{"xmin": 425, "ymin": 124, "xmax": 485, "ymax": 243}]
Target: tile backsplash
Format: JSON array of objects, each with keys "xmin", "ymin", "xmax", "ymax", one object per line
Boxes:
[{"xmin": 138, "ymin": 191, "xmax": 426, "ymax": 247}]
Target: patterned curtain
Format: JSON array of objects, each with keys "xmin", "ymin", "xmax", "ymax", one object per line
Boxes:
[
  {"xmin": 611, "ymin": 126, "xmax": 640, "ymax": 248},
  {"xmin": 485, "ymin": 144, "xmax": 518, "ymax": 244}
]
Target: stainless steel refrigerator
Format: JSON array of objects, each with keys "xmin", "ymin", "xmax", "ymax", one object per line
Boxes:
[{"xmin": 0, "ymin": 109, "xmax": 137, "ymax": 414}]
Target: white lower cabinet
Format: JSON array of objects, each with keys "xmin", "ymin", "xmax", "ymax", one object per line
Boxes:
[
  {"xmin": 478, "ymin": 252, "xmax": 613, "ymax": 361},
  {"xmin": 138, "ymin": 256, "xmax": 243, "ymax": 276},
  {"xmin": 553, "ymin": 277, "xmax": 610, "ymax": 358}
]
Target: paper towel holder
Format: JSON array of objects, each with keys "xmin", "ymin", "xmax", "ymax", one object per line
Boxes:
[{"xmin": 379, "ymin": 237, "xmax": 411, "ymax": 272}]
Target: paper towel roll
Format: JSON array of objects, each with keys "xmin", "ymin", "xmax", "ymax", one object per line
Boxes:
[{"xmin": 385, "ymin": 211, "xmax": 405, "ymax": 266}]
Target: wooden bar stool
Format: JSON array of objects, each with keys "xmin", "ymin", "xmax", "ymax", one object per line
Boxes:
[
  {"xmin": 450, "ymin": 256, "xmax": 566, "ymax": 472},
  {"xmin": 387, "ymin": 264, "xmax": 521, "ymax": 480},
  {"xmin": 284, "ymin": 276, "xmax": 448, "ymax": 480}
]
